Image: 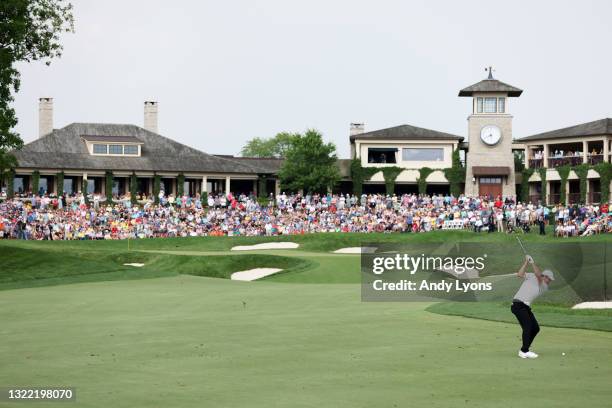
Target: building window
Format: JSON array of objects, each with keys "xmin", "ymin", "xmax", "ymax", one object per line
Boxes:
[
  {"xmin": 479, "ymin": 177, "xmax": 502, "ymax": 184},
  {"xmin": 13, "ymin": 177, "xmax": 25, "ymax": 193},
  {"xmin": 108, "ymin": 144, "xmax": 123, "ymax": 154},
  {"xmin": 476, "ymin": 97, "xmax": 483, "ymax": 113},
  {"xmin": 367, "ymin": 148, "xmax": 397, "ymax": 164},
  {"xmin": 484, "ymin": 97, "xmax": 497, "ymax": 113},
  {"xmin": 402, "ymin": 148, "xmax": 444, "ymax": 162},
  {"xmin": 124, "ymin": 145, "xmax": 138, "ymax": 155},
  {"xmin": 63, "ymin": 178, "xmax": 75, "ymax": 194},
  {"xmin": 93, "ymin": 144, "xmax": 107, "ymax": 154},
  {"xmin": 498, "ymin": 97, "xmax": 505, "ymax": 113}
]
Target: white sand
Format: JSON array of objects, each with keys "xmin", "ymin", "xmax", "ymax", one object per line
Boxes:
[
  {"xmin": 441, "ymin": 265, "xmax": 479, "ymax": 279},
  {"xmin": 572, "ymin": 301, "xmax": 612, "ymax": 309},
  {"xmin": 123, "ymin": 263, "xmax": 145, "ymax": 267},
  {"xmin": 231, "ymin": 242, "xmax": 299, "ymax": 251},
  {"xmin": 333, "ymin": 247, "xmax": 377, "ymax": 254},
  {"xmin": 230, "ymin": 268, "xmax": 283, "ymax": 281}
]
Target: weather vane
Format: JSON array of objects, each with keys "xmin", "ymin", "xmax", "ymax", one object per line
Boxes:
[{"xmin": 485, "ymin": 66, "xmax": 495, "ymax": 79}]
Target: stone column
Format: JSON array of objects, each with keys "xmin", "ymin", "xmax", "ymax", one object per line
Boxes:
[
  {"xmin": 543, "ymin": 144, "xmax": 549, "ymax": 168},
  {"xmin": 604, "ymin": 138, "xmax": 609, "ymax": 163},
  {"xmin": 201, "ymin": 176, "xmax": 208, "ymax": 193},
  {"xmin": 585, "ymin": 178, "xmax": 591, "ymax": 204},
  {"xmin": 582, "ymin": 140, "xmax": 588, "ymax": 164},
  {"xmin": 274, "ymin": 179, "xmax": 281, "ymax": 196},
  {"xmin": 225, "ymin": 176, "xmax": 231, "ymax": 195},
  {"xmin": 82, "ymin": 173, "xmax": 88, "ymax": 193}
]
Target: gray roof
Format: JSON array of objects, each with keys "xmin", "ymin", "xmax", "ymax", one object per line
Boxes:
[
  {"xmin": 13, "ymin": 123, "xmax": 261, "ymax": 174},
  {"xmin": 518, "ymin": 118, "xmax": 612, "ymax": 142},
  {"xmin": 214, "ymin": 155, "xmax": 283, "ymax": 174},
  {"xmin": 350, "ymin": 124, "xmax": 463, "ymax": 142},
  {"xmin": 458, "ymin": 78, "xmax": 522, "ymax": 97}
]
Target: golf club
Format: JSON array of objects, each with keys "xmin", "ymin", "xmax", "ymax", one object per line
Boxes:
[
  {"xmin": 516, "ymin": 236, "xmax": 534, "ymax": 264},
  {"xmin": 515, "ymin": 236, "xmax": 528, "ymax": 255}
]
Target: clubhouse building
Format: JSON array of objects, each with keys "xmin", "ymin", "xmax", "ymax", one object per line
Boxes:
[{"xmin": 4, "ymin": 70, "xmax": 612, "ymax": 204}]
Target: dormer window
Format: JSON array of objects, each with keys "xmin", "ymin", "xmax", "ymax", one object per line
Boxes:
[
  {"xmin": 82, "ymin": 135, "xmax": 143, "ymax": 157},
  {"xmin": 124, "ymin": 145, "xmax": 138, "ymax": 155},
  {"xmin": 93, "ymin": 144, "xmax": 107, "ymax": 154},
  {"xmin": 476, "ymin": 97, "xmax": 506, "ymax": 114},
  {"xmin": 109, "ymin": 144, "xmax": 123, "ymax": 154}
]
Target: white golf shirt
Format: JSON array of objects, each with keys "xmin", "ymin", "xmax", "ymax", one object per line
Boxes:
[{"xmin": 513, "ymin": 273, "xmax": 548, "ymax": 306}]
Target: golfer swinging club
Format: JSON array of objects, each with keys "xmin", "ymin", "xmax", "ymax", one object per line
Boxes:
[{"xmin": 511, "ymin": 243, "xmax": 555, "ymax": 359}]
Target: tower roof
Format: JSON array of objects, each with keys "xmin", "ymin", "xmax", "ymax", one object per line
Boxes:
[{"xmin": 459, "ymin": 68, "xmax": 522, "ymax": 97}]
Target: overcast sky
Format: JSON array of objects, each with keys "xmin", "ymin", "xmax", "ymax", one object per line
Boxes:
[{"xmin": 13, "ymin": 0, "xmax": 612, "ymax": 157}]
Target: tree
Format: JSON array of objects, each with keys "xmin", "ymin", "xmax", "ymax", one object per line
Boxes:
[
  {"xmin": 278, "ymin": 129, "xmax": 340, "ymax": 193},
  {"xmin": 240, "ymin": 132, "xmax": 298, "ymax": 158},
  {"xmin": 0, "ymin": 0, "xmax": 74, "ymax": 175}
]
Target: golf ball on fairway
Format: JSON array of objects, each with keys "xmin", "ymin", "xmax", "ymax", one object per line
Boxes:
[{"xmin": 562, "ymin": 353, "xmax": 566, "ymax": 356}]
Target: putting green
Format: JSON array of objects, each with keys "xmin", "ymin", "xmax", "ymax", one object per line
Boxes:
[{"xmin": 1, "ymin": 275, "xmax": 611, "ymax": 408}]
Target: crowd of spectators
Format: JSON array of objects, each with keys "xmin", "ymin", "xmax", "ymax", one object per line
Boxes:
[{"xmin": 0, "ymin": 190, "xmax": 609, "ymax": 240}]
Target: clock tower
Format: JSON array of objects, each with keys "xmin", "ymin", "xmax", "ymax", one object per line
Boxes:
[{"xmin": 459, "ymin": 68, "xmax": 523, "ymax": 198}]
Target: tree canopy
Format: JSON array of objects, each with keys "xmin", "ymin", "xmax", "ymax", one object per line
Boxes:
[
  {"xmin": 240, "ymin": 132, "xmax": 298, "ymax": 158},
  {"xmin": 0, "ymin": 0, "xmax": 74, "ymax": 170},
  {"xmin": 278, "ymin": 129, "xmax": 340, "ymax": 193}
]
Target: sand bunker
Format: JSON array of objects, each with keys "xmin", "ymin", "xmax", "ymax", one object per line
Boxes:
[
  {"xmin": 572, "ymin": 301, "xmax": 612, "ymax": 310},
  {"xmin": 333, "ymin": 247, "xmax": 377, "ymax": 254},
  {"xmin": 123, "ymin": 263, "xmax": 145, "ymax": 267},
  {"xmin": 231, "ymin": 242, "xmax": 299, "ymax": 251},
  {"xmin": 230, "ymin": 268, "xmax": 283, "ymax": 281},
  {"xmin": 440, "ymin": 265, "xmax": 479, "ymax": 279}
]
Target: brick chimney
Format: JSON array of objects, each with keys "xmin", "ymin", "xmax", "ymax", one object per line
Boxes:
[
  {"xmin": 39, "ymin": 97, "xmax": 54, "ymax": 138},
  {"xmin": 144, "ymin": 101, "xmax": 158, "ymax": 133},
  {"xmin": 350, "ymin": 122, "xmax": 365, "ymax": 136}
]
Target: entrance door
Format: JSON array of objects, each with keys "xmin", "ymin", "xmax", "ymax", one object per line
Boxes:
[{"xmin": 478, "ymin": 177, "xmax": 502, "ymax": 198}]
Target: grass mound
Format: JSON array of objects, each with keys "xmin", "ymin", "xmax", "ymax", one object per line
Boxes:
[{"xmin": 0, "ymin": 245, "xmax": 310, "ymax": 290}]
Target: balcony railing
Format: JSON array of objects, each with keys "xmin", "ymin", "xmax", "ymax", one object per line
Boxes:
[
  {"xmin": 548, "ymin": 156, "xmax": 584, "ymax": 167},
  {"xmin": 587, "ymin": 154, "xmax": 604, "ymax": 165},
  {"xmin": 588, "ymin": 191, "xmax": 602, "ymax": 203},
  {"xmin": 528, "ymin": 194, "xmax": 542, "ymax": 204},
  {"xmin": 528, "ymin": 158, "xmax": 543, "ymax": 168},
  {"xmin": 548, "ymin": 193, "xmax": 561, "ymax": 204},
  {"xmin": 568, "ymin": 193, "xmax": 581, "ymax": 204}
]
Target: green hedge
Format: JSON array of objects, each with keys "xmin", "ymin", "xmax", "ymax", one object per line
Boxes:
[
  {"xmin": 443, "ymin": 149, "xmax": 465, "ymax": 197},
  {"xmin": 417, "ymin": 168, "xmax": 434, "ymax": 195},
  {"xmin": 593, "ymin": 162, "xmax": 612, "ymax": 203},
  {"xmin": 573, "ymin": 164, "xmax": 589, "ymax": 204},
  {"xmin": 257, "ymin": 175, "xmax": 268, "ymax": 198},
  {"xmin": 105, "ymin": 171, "xmax": 113, "ymax": 201},
  {"xmin": 130, "ymin": 173, "xmax": 138, "ymax": 204},
  {"xmin": 350, "ymin": 159, "xmax": 379, "ymax": 196},
  {"xmin": 381, "ymin": 166, "xmax": 403, "ymax": 195},
  {"xmin": 7, "ymin": 169, "xmax": 15, "ymax": 197},
  {"xmin": 538, "ymin": 167, "xmax": 547, "ymax": 202},
  {"xmin": 153, "ymin": 174, "xmax": 161, "ymax": 204},
  {"xmin": 520, "ymin": 168, "xmax": 534, "ymax": 203},
  {"xmin": 31, "ymin": 170, "xmax": 40, "ymax": 195},
  {"xmin": 557, "ymin": 165, "xmax": 571, "ymax": 204},
  {"xmin": 56, "ymin": 171, "xmax": 64, "ymax": 195}
]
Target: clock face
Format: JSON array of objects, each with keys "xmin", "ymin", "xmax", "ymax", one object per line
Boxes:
[{"xmin": 480, "ymin": 125, "xmax": 502, "ymax": 146}]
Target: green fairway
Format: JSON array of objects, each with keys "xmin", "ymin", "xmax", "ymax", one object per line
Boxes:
[
  {"xmin": 1, "ymin": 232, "xmax": 611, "ymax": 407},
  {"xmin": 0, "ymin": 276, "xmax": 611, "ymax": 408}
]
